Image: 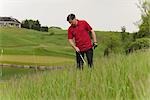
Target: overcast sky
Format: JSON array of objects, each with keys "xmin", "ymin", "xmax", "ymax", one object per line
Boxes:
[{"xmin": 0, "ymin": 0, "xmax": 141, "ymax": 32}]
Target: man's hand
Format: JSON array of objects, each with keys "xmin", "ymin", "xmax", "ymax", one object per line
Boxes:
[
  {"xmin": 75, "ymin": 46, "xmax": 80, "ymax": 52},
  {"xmin": 68, "ymin": 39, "xmax": 80, "ymax": 52},
  {"xmin": 93, "ymin": 42, "xmax": 98, "ymax": 49}
]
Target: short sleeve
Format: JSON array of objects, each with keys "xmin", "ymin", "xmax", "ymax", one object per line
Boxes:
[
  {"xmin": 84, "ymin": 21, "xmax": 92, "ymax": 31},
  {"xmin": 68, "ymin": 28, "xmax": 73, "ymax": 39}
]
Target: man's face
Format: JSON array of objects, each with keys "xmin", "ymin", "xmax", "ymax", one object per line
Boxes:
[{"xmin": 68, "ymin": 19, "xmax": 77, "ymax": 26}]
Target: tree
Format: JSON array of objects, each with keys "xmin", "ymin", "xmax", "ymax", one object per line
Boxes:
[
  {"xmin": 21, "ymin": 20, "xmax": 29, "ymax": 29},
  {"xmin": 21, "ymin": 19, "xmax": 41, "ymax": 31},
  {"xmin": 41, "ymin": 26, "xmax": 48, "ymax": 32},
  {"xmin": 28, "ymin": 20, "xmax": 34, "ymax": 29},
  {"xmin": 121, "ymin": 26, "xmax": 127, "ymax": 41},
  {"xmin": 121, "ymin": 26, "xmax": 126, "ymax": 33},
  {"xmin": 123, "ymin": 0, "xmax": 150, "ymax": 54},
  {"xmin": 137, "ymin": 0, "xmax": 150, "ymax": 38},
  {"xmin": 32, "ymin": 20, "xmax": 41, "ymax": 31}
]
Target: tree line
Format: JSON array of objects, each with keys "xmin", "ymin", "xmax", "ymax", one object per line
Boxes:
[
  {"xmin": 125, "ymin": 0, "xmax": 150, "ymax": 54},
  {"xmin": 104, "ymin": 0, "xmax": 150, "ymax": 56},
  {"xmin": 21, "ymin": 19, "xmax": 48, "ymax": 32}
]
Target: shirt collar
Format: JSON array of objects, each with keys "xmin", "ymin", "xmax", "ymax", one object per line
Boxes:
[{"xmin": 71, "ymin": 19, "xmax": 79, "ymax": 28}]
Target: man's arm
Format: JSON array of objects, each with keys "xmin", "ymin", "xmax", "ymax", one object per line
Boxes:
[
  {"xmin": 90, "ymin": 30, "xmax": 98, "ymax": 49},
  {"xmin": 91, "ymin": 30, "xmax": 97, "ymax": 43},
  {"xmin": 68, "ymin": 39, "xmax": 80, "ymax": 52}
]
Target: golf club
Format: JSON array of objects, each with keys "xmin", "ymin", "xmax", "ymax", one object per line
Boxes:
[
  {"xmin": 77, "ymin": 43, "xmax": 97, "ymax": 66},
  {"xmin": 78, "ymin": 52, "xmax": 86, "ymax": 65}
]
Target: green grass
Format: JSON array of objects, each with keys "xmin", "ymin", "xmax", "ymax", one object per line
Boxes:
[
  {"xmin": 0, "ymin": 67, "xmax": 35, "ymax": 80},
  {"xmin": 0, "ymin": 27, "xmax": 149, "ymax": 99},
  {"xmin": 0, "ymin": 27, "xmax": 121, "ymax": 57},
  {"xmin": 0, "ymin": 55, "xmax": 74, "ymax": 66},
  {"xmin": 0, "ymin": 27, "xmax": 73, "ymax": 57},
  {"xmin": 0, "ymin": 27, "xmax": 122, "ymax": 80},
  {"xmin": 1, "ymin": 50, "xmax": 150, "ymax": 100}
]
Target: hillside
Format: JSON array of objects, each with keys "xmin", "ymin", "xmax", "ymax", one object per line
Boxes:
[
  {"xmin": 0, "ymin": 27, "xmax": 150, "ymax": 99},
  {"xmin": 0, "ymin": 27, "xmax": 72, "ymax": 57},
  {"xmin": 0, "ymin": 27, "xmax": 122, "ymax": 65}
]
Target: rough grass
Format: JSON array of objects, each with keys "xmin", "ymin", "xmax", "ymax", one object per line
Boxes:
[
  {"xmin": 0, "ymin": 27, "xmax": 149, "ymax": 99},
  {"xmin": 0, "ymin": 67, "xmax": 35, "ymax": 80},
  {"xmin": 1, "ymin": 50, "xmax": 149, "ymax": 100}
]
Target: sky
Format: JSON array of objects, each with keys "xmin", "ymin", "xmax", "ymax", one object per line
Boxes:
[{"xmin": 0, "ymin": 0, "xmax": 141, "ymax": 32}]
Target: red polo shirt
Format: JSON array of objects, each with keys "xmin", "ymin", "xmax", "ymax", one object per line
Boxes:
[{"xmin": 68, "ymin": 20, "xmax": 93, "ymax": 51}]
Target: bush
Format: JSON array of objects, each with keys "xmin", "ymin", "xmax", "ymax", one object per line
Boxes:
[
  {"xmin": 40, "ymin": 26, "xmax": 48, "ymax": 32},
  {"xmin": 49, "ymin": 32, "xmax": 55, "ymax": 35},
  {"xmin": 103, "ymin": 37, "xmax": 121, "ymax": 56},
  {"xmin": 125, "ymin": 38, "xmax": 150, "ymax": 54},
  {"xmin": 49, "ymin": 26, "xmax": 62, "ymax": 30},
  {"xmin": 21, "ymin": 19, "xmax": 41, "ymax": 31}
]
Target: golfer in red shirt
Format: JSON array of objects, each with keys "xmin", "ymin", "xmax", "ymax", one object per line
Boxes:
[{"xmin": 67, "ymin": 14, "xmax": 97, "ymax": 69}]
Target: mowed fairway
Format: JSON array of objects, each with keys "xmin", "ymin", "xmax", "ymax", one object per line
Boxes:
[
  {"xmin": 0, "ymin": 27, "xmax": 76, "ymax": 66},
  {"xmin": 0, "ymin": 55, "xmax": 74, "ymax": 66}
]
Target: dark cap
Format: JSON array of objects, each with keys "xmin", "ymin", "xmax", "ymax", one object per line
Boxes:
[{"xmin": 67, "ymin": 14, "xmax": 76, "ymax": 21}]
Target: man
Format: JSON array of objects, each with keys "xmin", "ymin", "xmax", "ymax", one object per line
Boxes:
[{"xmin": 67, "ymin": 14, "xmax": 97, "ymax": 69}]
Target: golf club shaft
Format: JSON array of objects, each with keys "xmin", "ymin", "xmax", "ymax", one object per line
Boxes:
[{"xmin": 78, "ymin": 52, "xmax": 86, "ymax": 65}]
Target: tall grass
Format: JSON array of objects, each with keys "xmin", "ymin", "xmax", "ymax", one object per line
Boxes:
[{"xmin": 1, "ymin": 50, "xmax": 150, "ymax": 100}]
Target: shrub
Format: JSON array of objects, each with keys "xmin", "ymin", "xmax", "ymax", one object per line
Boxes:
[
  {"xmin": 40, "ymin": 26, "xmax": 48, "ymax": 32},
  {"xmin": 125, "ymin": 38, "xmax": 150, "ymax": 54}
]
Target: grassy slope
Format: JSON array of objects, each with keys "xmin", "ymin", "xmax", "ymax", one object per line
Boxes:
[
  {"xmin": 0, "ymin": 27, "xmax": 122, "ymax": 65},
  {"xmin": 0, "ymin": 27, "xmax": 122, "ymax": 80},
  {"xmin": 0, "ymin": 28, "xmax": 73, "ymax": 57},
  {"xmin": 1, "ymin": 50, "xmax": 150, "ymax": 100},
  {"xmin": 0, "ymin": 28, "xmax": 149, "ymax": 99}
]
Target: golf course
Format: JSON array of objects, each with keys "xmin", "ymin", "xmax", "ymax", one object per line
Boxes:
[
  {"xmin": 0, "ymin": 0, "xmax": 150, "ymax": 99},
  {"xmin": 0, "ymin": 27, "xmax": 150, "ymax": 99}
]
